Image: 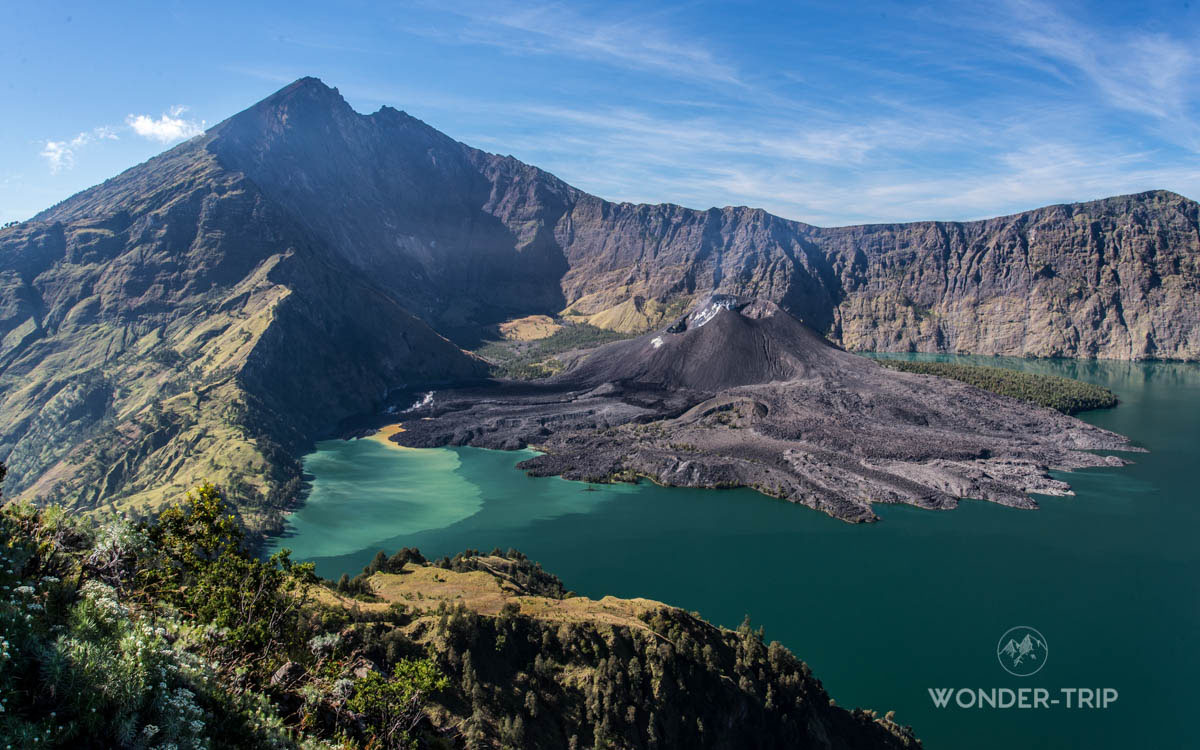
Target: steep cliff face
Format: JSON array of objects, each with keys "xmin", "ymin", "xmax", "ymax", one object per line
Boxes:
[
  {"xmin": 548, "ymin": 194, "xmax": 1200, "ymax": 360},
  {"xmin": 811, "ymin": 191, "xmax": 1200, "ymax": 359}
]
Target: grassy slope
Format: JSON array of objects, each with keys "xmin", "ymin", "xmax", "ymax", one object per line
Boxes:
[
  {"xmin": 497, "ymin": 315, "xmax": 563, "ymax": 341},
  {"xmin": 317, "ymin": 561, "xmax": 664, "ymax": 632},
  {"xmin": 0, "ymin": 144, "xmax": 484, "ymax": 536},
  {"xmin": 474, "ymin": 320, "xmax": 637, "ymax": 379},
  {"xmin": 0, "ymin": 153, "xmax": 301, "ymax": 530},
  {"xmin": 317, "ymin": 553, "xmax": 921, "ymax": 749}
]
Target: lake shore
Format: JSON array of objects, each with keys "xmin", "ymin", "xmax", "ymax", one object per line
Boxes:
[{"xmin": 364, "ymin": 422, "xmax": 409, "ymax": 449}]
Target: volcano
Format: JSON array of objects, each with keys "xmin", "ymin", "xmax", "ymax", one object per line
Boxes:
[
  {"xmin": 556, "ymin": 295, "xmax": 861, "ymax": 391},
  {"xmin": 394, "ymin": 298, "xmax": 1134, "ymax": 522}
]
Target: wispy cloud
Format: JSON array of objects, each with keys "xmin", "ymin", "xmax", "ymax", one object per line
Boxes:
[
  {"xmin": 462, "ymin": 95, "xmax": 1199, "ymax": 225},
  {"xmin": 654, "ymin": 140, "xmax": 1197, "ymax": 226},
  {"xmin": 126, "ymin": 106, "xmax": 205, "ymax": 143},
  {"xmin": 397, "ymin": 0, "xmax": 1200, "ymax": 223},
  {"xmin": 513, "ymin": 101, "xmax": 977, "ymax": 168},
  {"xmin": 995, "ymin": 0, "xmax": 1200, "ymax": 146},
  {"xmin": 39, "ymin": 140, "xmax": 76, "ymax": 173},
  {"xmin": 39, "ymin": 126, "xmax": 119, "ymax": 173},
  {"xmin": 848, "ymin": 141, "xmax": 1195, "ymax": 222},
  {"xmin": 425, "ymin": 1, "xmax": 743, "ymax": 87},
  {"xmin": 38, "ymin": 104, "xmax": 203, "ymax": 173}
]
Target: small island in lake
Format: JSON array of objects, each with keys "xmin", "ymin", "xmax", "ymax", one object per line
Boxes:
[{"xmin": 393, "ymin": 296, "xmax": 1136, "ymax": 522}]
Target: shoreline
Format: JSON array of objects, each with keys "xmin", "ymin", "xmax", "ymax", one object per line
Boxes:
[{"xmin": 363, "ymin": 422, "xmax": 410, "ymax": 450}]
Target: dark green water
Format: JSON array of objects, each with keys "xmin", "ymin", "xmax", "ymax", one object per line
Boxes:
[{"xmin": 268, "ymin": 356, "xmax": 1200, "ymax": 749}]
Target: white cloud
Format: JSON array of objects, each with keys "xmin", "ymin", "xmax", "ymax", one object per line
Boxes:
[
  {"xmin": 126, "ymin": 106, "xmax": 205, "ymax": 143},
  {"xmin": 37, "ymin": 104, "xmax": 201, "ymax": 174},
  {"xmin": 40, "ymin": 139, "xmax": 76, "ymax": 173},
  {"xmin": 38, "ymin": 127, "xmax": 120, "ymax": 173}
]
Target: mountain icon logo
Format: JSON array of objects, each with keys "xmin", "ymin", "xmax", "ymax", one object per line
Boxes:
[{"xmin": 996, "ymin": 626, "xmax": 1048, "ymax": 676}]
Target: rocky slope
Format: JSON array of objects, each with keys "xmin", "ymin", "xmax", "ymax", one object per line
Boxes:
[
  {"xmin": 808, "ymin": 191, "xmax": 1200, "ymax": 359},
  {"xmin": 0, "ymin": 76, "xmax": 1192, "ymax": 522},
  {"xmin": 205, "ymin": 78, "xmax": 578, "ymax": 344},
  {"xmin": 555, "ymin": 191, "xmax": 1200, "ymax": 361},
  {"xmin": 0, "ymin": 124, "xmax": 485, "ymax": 530}
]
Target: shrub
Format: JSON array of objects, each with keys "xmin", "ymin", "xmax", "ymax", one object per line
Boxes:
[
  {"xmin": 877, "ymin": 359, "xmax": 1117, "ymax": 413},
  {"xmin": 346, "ymin": 658, "xmax": 449, "ymax": 749},
  {"xmin": 137, "ymin": 483, "xmax": 317, "ymax": 669}
]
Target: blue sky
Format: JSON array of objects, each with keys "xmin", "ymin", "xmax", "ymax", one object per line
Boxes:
[{"xmin": 3, "ymin": 0, "xmax": 1199, "ymax": 226}]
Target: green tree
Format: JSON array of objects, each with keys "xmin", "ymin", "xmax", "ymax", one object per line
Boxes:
[
  {"xmin": 138, "ymin": 483, "xmax": 316, "ymax": 670},
  {"xmin": 347, "ymin": 657, "xmax": 449, "ymax": 748}
]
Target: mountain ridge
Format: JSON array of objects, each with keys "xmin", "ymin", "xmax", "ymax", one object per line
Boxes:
[
  {"xmin": 22, "ymin": 77, "xmax": 1199, "ymax": 360},
  {"xmin": 0, "ymin": 76, "xmax": 1196, "ymax": 524}
]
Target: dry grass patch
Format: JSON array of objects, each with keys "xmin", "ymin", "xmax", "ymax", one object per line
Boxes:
[
  {"xmin": 324, "ymin": 558, "xmax": 667, "ymax": 633},
  {"xmin": 498, "ymin": 314, "xmax": 562, "ymax": 341}
]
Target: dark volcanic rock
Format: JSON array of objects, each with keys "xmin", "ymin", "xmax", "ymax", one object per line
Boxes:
[
  {"xmin": 556, "ymin": 295, "xmax": 850, "ymax": 391},
  {"xmin": 396, "ymin": 297, "xmax": 1136, "ymax": 522}
]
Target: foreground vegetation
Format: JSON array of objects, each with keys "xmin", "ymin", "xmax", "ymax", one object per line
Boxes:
[
  {"xmin": 0, "ymin": 467, "xmax": 918, "ymax": 749},
  {"xmin": 876, "ymin": 359, "xmax": 1118, "ymax": 414},
  {"xmin": 475, "ymin": 322, "xmax": 636, "ymax": 380}
]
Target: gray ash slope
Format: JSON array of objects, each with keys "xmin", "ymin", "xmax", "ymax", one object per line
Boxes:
[
  {"xmin": 395, "ymin": 297, "xmax": 1135, "ymax": 522},
  {"xmin": 556, "ymin": 295, "xmax": 866, "ymax": 391}
]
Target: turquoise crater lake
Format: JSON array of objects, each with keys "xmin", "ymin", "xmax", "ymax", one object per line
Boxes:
[{"xmin": 267, "ymin": 356, "xmax": 1200, "ymax": 750}]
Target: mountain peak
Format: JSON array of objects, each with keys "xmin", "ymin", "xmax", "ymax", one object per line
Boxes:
[
  {"xmin": 205, "ymin": 75, "xmax": 357, "ymax": 155},
  {"xmin": 274, "ymin": 75, "xmax": 341, "ymax": 100},
  {"xmin": 253, "ymin": 76, "xmax": 349, "ymax": 115}
]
